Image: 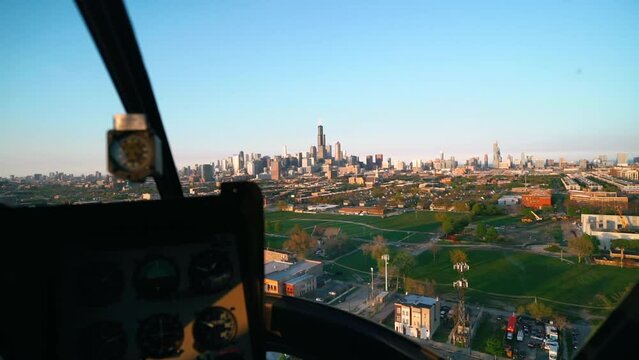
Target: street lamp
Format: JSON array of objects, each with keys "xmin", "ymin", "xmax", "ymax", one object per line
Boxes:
[
  {"xmin": 382, "ymin": 254, "xmax": 390, "ymax": 292},
  {"xmin": 370, "ymin": 267, "xmax": 374, "ymax": 294}
]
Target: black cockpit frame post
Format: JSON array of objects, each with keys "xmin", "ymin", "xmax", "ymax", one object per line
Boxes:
[{"xmin": 75, "ymin": 0, "xmax": 183, "ymax": 200}]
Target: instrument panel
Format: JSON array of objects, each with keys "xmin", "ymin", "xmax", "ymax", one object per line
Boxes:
[
  {"xmin": 0, "ymin": 183, "xmax": 264, "ymax": 360},
  {"xmin": 57, "ymin": 237, "xmax": 248, "ymax": 360}
]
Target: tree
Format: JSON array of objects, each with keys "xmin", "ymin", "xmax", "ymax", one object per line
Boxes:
[
  {"xmin": 324, "ymin": 232, "xmax": 348, "ymax": 252},
  {"xmin": 431, "ymin": 242, "xmax": 440, "ymax": 261},
  {"xmin": 485, "ymin": 336, "xmax": 502, "ymax": 356},
  {"xmin": 405, "ymin": 278, "xmax": 426, "ymax": 295},
  {"xmin": 392, "ymin": 250, "xmax": 415, "ymax": 276},
  {"xmin": 526, "ymin": 300, "xmax": 553, "ymax": 321},
  {"xmin": 276, "ymin": 200, "xmax": 289, "ymax": 211},
  {"xmin": 449, "ymin": 249, "xmax": 468, "ymax": 265},
  {"xmin": 568, "ymin": 234, "xmax": 595, "ymax": 263},
  {"xmin": 476, "ymin": 223, "xmax": 486, "ymax": 239},
  {"xmin": 424, "ymin": 279, "xmax": 437, "ymax": 296},
  {"xmin": 371, "ymin": 186, "xmax": 384, "ymax": 198},
  {"xmin": 283, "ymin": 224, "xmax": 315, "ymax": 258},
  {"xmin": 485, "ymin": 226, "xmax": 499, "ymax": 242},
  {"xmin": 362, "ymin": 235, "xmax": 389, "ymax": 270},
  {"xmin": 553, "ymin": 314, "xmax": 568, "ymax": 330},
  {"xmin": 442, "ymin": 219, "xmax": 455, "ymax": 235},
  {"xmin": 471, "ymin": 203, "xmax": 485, "ymax": 216}
]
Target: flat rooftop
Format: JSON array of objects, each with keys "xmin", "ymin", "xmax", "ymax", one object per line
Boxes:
[
  {"xmin": 266, "ymin": 260, "xmax": 322, "ymax": 282},
  {"xmin": 398, "ymin": 294, "xmax": 438, "ymax": 308},
  {"xmin": 264, "ymin": 261, "xmax": 292, "ymax": 275},
  {"xmin": 284, "ymin": 273, "xmax": 314, "ymax": 286}
]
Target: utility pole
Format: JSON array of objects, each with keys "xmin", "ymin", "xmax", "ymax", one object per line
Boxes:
[{"xmin": 382, "ymin": 254, "xmax": 390, "ymax": 292}]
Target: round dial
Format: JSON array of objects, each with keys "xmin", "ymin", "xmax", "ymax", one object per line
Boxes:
[
  {"xmin": 110, "ymin": 132, "xmax": 154, "ymax": 172},
  {"xmin": 77, "ymin": 262, "xmax": 125, "ymax": 306},
  {"xmin": 136, "ymin": 314, "xmax": 183, "ymax": 359},
  {"xmin": 79, "ymin": 321, "xmax": 127, "ymax": 360},
  {"xmin": 134, "ymin": 257, "xmax": 180, "ymax": 299},
  {"xmin": 188, "ymin": 250, "xmax": 232, "ymax": 294},
  {"xmin": 193, "ymin": 306, "xmax": 237, "ymax": 351}
]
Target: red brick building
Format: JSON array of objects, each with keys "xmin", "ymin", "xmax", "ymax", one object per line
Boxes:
[{"xmin": 522, "ymin": 189, "xmax": 552, "ymax": 209}]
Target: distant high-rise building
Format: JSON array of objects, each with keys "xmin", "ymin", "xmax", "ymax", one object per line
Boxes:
[
  {"xmin": 579, "ymin": 159, "xmax": 588, "ymax": 170},
  {"xmin": 493, "ymin": 141, "xmax": 502, "ymax": 168},
  {"xmin": 271, "ymin": 158, "xmax": 281, "ymax": 180},
  {"xmin": 247, "ymin": 160, "xmax": 257, "ymax": 176},
  {"xmin": 559, "ymin": 157, "xmax": 566, "ymax": 168},
  {"xmin": 366, "ymin": 155, "xmax": 374, "ymax": 170},
  {"xmin": 232, "ymin": 154, "xmax": 241, "ymax": 173},
  {"xmin": 200, "ymin": 164, "xmax": 214, "ymax": 182},
  {"xmin": 375, "ymin": 154, "xmax": 383, "ymax": 168},
  {"xmin": 317, "ymin": 125, "xmax": 326, "ymax": 160},
  {"xmin": 328, "ymin": 145, "xmax": 332, "ymax": 158},
  {"xmin": 483, "ymin": 154, "xmax": 488, "ymax": 168},
  {"xmin": 335, "ymin": 141, "xmax": 342, "ymax": 161},
  {"xmin": 283, "ymin": 145, "xmax": 288, "ymax": 157},
  {"xmin": 440, "ymin": 151, "xmax": 444, "ymax": 161},
  {"xmin": 520, "ymin": 152, "xmax": 525, "ymax": 168},
  {"xmin": 617, "ymin": 152, "xmax": 628, "ymax": 166},
  {"xmin": 310, "ymin": 146, "xmax": 317, "ymax": 162},
  {"xmin": 238, "ymin": 151, "xmax": 245, "ymax": 170}
]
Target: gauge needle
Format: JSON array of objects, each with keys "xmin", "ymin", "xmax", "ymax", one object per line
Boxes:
[{"xmin": 199, "ymin": 321, "xmax": 216, "ymax": 329}]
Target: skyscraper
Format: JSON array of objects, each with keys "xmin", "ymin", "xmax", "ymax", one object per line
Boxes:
[
  {"xmin": 238, "ymin": 150, "xmax": 245, "ymax": 170},
  {"xmin": 483, "ymin": 154, "xmax": 488, "ymax": 168},
  {"xmin": 617, "ymin": 153, "xmax": 628, "ymax": 166},
  {"xmin": 200, "ymin": 164, "xmax": 213, "ymax": 182},
  {"xmin": 492, "ymin": 141, "xmax": 501, "ymax": 168},
  {"xmin": 375, "ymin": 154, "xmax": 383, "ymax": 168},
  {"xmin": 310, "ymin": 146, "xmax": 317, "ymax": 162},
  {"xmin": 520, "ymin": 152, "xmax": 525, "ymax": 168},
  {"xmin": 335, "ymin": 141, "xmax": 342, "ymax": 161},
  {"xmin": 271, "ymin": 158, "xmax": 281, "ymax": 181},
  {"xmin": 317, "ymin": 125, "xmax": 326, "ymax": 160}
]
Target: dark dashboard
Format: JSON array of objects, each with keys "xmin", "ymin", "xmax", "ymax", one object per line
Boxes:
[{"xmin": 0, "ymin": 182, "xmax": 264, "ymax": 360}]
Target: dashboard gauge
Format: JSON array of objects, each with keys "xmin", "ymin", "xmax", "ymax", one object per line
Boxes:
[
  {"xmin": 79, "ymin": 321, "xmax": 127, "ymax": 360},
  {"xmin": 76, "ymin": 262, "xmax": 125, "ymax": 306},
  {"xmin": 109, "ymin": 132, "xmax": 154, "ymax": 173},
  {"xmin": 188, "ymin": 250, "xmax": 232, "ymax": 294},
  {"xmin": 136, "ymin": 313, "xmax": 183, "ymax": 359},
  {"xmin": 192, "ymin": 306, "xmax": 237, "ymax": 351},
  {"xmin": 133, "ymin": 256, "xmax": 179, "ymax": 299}
]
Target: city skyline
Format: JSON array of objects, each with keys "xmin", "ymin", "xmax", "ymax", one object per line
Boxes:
[{"xmin": 1, "ymin": 1, "xmax": 638, "ymax": 176}]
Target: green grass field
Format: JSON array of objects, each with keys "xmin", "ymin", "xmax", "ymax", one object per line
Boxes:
[
  {"xmin": 266, "ymin": 211, "xmax": 639, "ymax": 310},
  {"xmin": 471, "ymin": 316, "xmax": 505, "ymax": 356},
  {"xmin": 334, "ymin": 246, "xmax": 639, "ymax": 308}
]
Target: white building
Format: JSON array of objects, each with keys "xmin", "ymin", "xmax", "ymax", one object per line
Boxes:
[
  {"xmin": 394, "ymin": 295, "xmax": 440, "ymax": 340},
  {"xmin": 581, "ymin": 214, "xmax": 639, "ymax": 249},
  {"xmin": 498, "ymin": 195, "xmax": 521, "ymax": 206}
]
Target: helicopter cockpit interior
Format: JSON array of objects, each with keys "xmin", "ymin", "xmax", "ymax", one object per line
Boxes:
[{"xmin": 1, "ymin": 1, "xmax": 638, "ymax": 359}]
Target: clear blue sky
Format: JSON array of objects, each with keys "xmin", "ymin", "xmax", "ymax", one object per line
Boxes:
[{"xmin": 1, "ymin": 0, "xmax": 638, "ymax": 176}]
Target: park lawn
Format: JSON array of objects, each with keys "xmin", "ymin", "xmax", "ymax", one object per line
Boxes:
[
  {"xmin": 265, "ymin": 235, "xmax": 286, "ymax": 249},
  {"xmin": 473, "ymin": 215, "xmax": 521, "ymax": 227},
  {"xmin": 265, "ymin": 210, "xmax": 447, "ymax": 234},
  {"xmin": 407, "ymin": 247, "xmax": 639, "ymax": 308},
  {"xmin": 471, "ymin": 316, "xmax": 505, "ymax": 356},
  {"xmin": 335, "ymin": 251, "xmax": 377, "ymax": 271}
]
